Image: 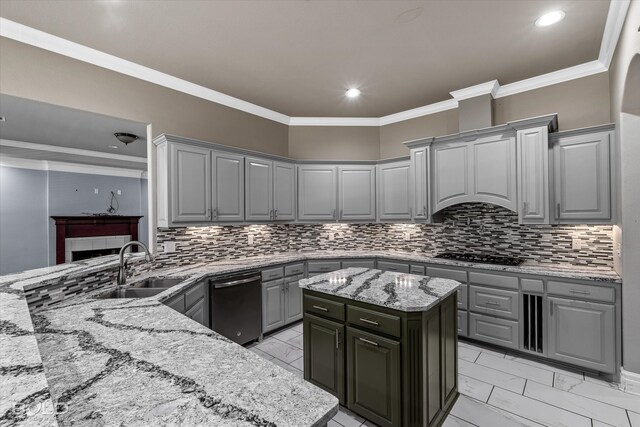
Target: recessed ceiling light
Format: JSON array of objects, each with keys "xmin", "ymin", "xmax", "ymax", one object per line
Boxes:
[
  {"xmin": 346, "ymin": 88, "xmax": 361, "ymax": 98},
  {"xmin": 535, "ymin": 10, "xmax": 565, "ymax": 27},
  {"xmin": 108, "ymin": 145, "xmax": 119, "ymax": 149}
]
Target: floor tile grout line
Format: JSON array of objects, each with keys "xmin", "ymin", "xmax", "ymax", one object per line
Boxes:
[
  {"xmin": 465, "ymin": 395, "xmax": 548, "ymax": 427},
  {"xmin": 486, "ymin": 385, "xmax": 495, "ymax": 403},
  {"xmin": 523, "ymin": 379, "xmax": 527, "ymax": 395},
  {"xmin": 553, "ymin": 378, "xmax": 640, "ymax": 414}
]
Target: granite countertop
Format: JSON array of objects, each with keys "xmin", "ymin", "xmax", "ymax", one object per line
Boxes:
[
  {"xmin": 0, "ymin": 250, "xmax": 621, "ymax": 426},
  {"xmin": 299, "ymin": 267, "xmax": 461, "ymax": 312}
]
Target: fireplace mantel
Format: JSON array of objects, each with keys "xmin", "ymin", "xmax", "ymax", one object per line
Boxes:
[{"xmin": 51, "ymin": 215, "xmax": 142, "ymax": 264}]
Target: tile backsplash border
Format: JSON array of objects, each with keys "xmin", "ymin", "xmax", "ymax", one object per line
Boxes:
[{"xmin": 155, "ymin": 203, "xmax": 613, "ymax": 269}]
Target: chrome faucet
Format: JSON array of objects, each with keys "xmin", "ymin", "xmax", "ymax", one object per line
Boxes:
[{"xmin": 117, "ymin": 241, "xmax": 153, "ymax": 287}]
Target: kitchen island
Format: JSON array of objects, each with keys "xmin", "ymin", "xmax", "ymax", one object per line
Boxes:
[{"xmin": 299, "ymin": 268, "xmax": 461, "ymax": 427}]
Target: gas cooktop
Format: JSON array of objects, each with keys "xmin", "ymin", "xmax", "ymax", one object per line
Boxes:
[{"xmin": 434, "ymin": 252, "xmax": 524, "ymax": 266}]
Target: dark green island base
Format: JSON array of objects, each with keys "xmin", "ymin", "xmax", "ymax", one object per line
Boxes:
[{"xmin": 302, "ymin": 288, "xmax": 458, "ymax": 427}]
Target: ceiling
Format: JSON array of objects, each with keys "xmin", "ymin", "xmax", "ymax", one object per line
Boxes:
[
  {"xmin": 0, "ymin": 0, "xmax": 610, "ymax": 118},
  {"xmin": 0, "ymin": 94, "xmax": 147, "ymax": 169}
]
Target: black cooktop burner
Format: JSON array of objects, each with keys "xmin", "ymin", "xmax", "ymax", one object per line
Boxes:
[{"xmin": 434, "ymin": 252, "xmax": 524, "ymax": 266}]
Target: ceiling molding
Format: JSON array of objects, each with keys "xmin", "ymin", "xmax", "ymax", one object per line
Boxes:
[
  {"xmin": 450, "ymin": 80, "xmax": 500, "ymax": 101},
  {"xmin": 0, "ymin": 18, "xmax": 290, "ymax": 125},
  {"xmin": 0, "ymin": 0, "xmax": 628, "ymax": 128},
  {"xmin": 0, "ymin": 139, "xmax": 147, "ymax": 163},
  {"xmin": 494, "ymin": 60, "xmax": 607, "ymax": 98},
  {"xmin": 0, "ymin": 155, "xmax": 148, "ymax": 179},
  {"xmin": 598, "ymin": 0, "xmax": 631, "ymax": 68}
]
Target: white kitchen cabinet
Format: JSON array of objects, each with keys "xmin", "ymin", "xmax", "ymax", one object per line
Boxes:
[
  {"xmin": 212, "ymin": 152, "xmax": 244, "ymax": 222},
  {"xmin": 273, "ymin": 161, "xmax": 296, "ymax": 220},
  {"xmin": 338, "ymin": 165, "xmax": 376, "ymax": 221},
  {"xmin": 246, "ymin": 158, "xmax": 296, "ymax": 221},
  {"xmin": 552, "ymin": 129, "xmax": 613, "ymax": 223},
  {"xmin": 410, "ymin": 147, "xmax": 430, "ymax": 221},
  {"xmin": 432, "ymin": 141, "xmax": 470, "ymax": 212},
  {"xmin": 169, "ymin": 142, "xmax": 212, "ymax": 223},
  {"xmin": 517, "ymin": 126, "xmax": 550, "ymax": 224},
  {"xmin": 378, "ymin": 160, "xmax": 411, "ymax": 221},
  {"xmin": 298, "ymin": 165, "xmax": 338, "ymax": 220}
]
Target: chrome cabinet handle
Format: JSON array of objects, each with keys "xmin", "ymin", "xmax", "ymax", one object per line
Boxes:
[
  {"xmin": 207, "ymin": 208, "xmax": 212, "ymax": 220},
  {"xmin": 550, "ymin": 301, "xmax": 554, "ymax": 316},
  {"xmin": 409, "ymin": 207, "xmax": 412, "ymax": 218},
  {"xmin": 556, "ymin": 203, "xmax": 561, "ymax": 219},
  {"xmin": 312, "ymin": 305, "xmax": 328, "ymax": 312},
  {"xmin": 359, "ymin": 318, "xmax": 380, "ymax": 326},
  {"xmin": 359, "ymin": 337, "xmax": 378, "ymax": 346},
  {"xmin": 274, "ymin": 209, "xmax": 278, "ymax": 219}
]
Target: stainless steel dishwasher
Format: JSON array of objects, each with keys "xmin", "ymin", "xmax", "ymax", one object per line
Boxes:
[{"xmin": 210, "ymin": 271, "xmax": 262, "ymax": 345}]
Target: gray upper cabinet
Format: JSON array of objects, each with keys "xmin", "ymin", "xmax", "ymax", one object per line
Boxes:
[
  {"xmin": 169, "ymin": 142, "xmax": 212, "ymax": 223},
  {"xmin": 273, "ymin": 162, "xmax": 296, "ymax": 220},
  {"xmin": 378, "ymin": 160, "xmax": 411, "ymax": 221},
  {"xmin": 472, "ymin": 134, "xmax": 517, "ymax": 211},
  {"xmin": 245, "ymin": 157, "xmax": 273, "ymax": 221},
  {"xmin": 517, "ymin": 126, "xmax": 550, "ymax": 224},
  {"xmin": 432, "ymin": 142, "xmax": 470, "ymax": 212},
  {"xmin": 298, "ymin": 165, "xmax": 338, "ymax": 220},
  {"xmin": 212, "ymin": 152, "xmax": 244, "ymax": 222},
  {"xmin": 338, "ymin": 166, "xmax": 376, "ymax": 221},
  {"xmin": 552, "ymin": 129, "xmax": 613, "ymax": 223},
  {"xmin": 410, "ymin": 147, "xmax": 430, "ymax": 221}
]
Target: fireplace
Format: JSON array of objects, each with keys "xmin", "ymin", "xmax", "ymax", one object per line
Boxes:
[{"xmin": 51, "ymin": 216, "xmax": 142, "ymax": 264}]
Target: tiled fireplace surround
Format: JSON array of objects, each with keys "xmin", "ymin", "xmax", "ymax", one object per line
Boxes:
[{"xmin": 155, "ymin": 203, "xmax": 614, "ymax": 269}]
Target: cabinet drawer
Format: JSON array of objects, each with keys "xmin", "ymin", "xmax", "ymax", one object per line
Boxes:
[
  {"xmin": 185, "ymin": 283, "xmax": 205, "ymax": 310},
  {"xmin": 284, "ymin": 263, "xmax": 305, "ymax": 277},
  {"xmin": 308, "ymin": 261, "xmax": 341, "ymax": 273},
  {"xmin": 547, "ymin": 281, "xmax": 615, "ymax": 303},
  {"xmin": 341, "ymin": 259, "xmax": 376, "ymax": 269},
  {"xmin": 347, "ymin": 305, "xmax": 401, "ymax": 338},
  {"xmin": 469, "ymin": 272, "xmax": 518, "ymax": 290},
  {"xmin": 458, "ymin": 283, "xmax": 468, "ymax": 310},
  {"xmin": 410, "ymin": 264, "xmax": 425, "ymax": 275},
  {"xmin": 377, "ymin": 260, "xmax": 410, "ymax": 273},
  {"xmin": 469, "ymin": 285, "xmax": 519, "ymax": 320},
  {"xmin": 304, "ymin": 294, "xmax": 345, "ymax": 321},
  {"xmin": 521, "ymin": 279, "xmax": 544, "ymax": 293},
  {"xmin": 262, "ymin": 266, "xmax": 284, "ymax": 281},
  {"xmin": 469, "ymin": 313, "xmax": 519, "ymax": 350},
  {"xmin": 458, "ymin": 310, "xmax": 468, "ymax": 337},
  {"xmin": 426, "ymin": 267, "xmax": 467, "ymax": 283}
]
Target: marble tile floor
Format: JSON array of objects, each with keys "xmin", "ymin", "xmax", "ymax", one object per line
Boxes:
[{"xmin": 247, "ymin": 323, "xmax": 640, "ymax": 427}]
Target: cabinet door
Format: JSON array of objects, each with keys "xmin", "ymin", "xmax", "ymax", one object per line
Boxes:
[
  {"xmin": 548, "ymin": 297, "xmax": 615, "ymax": 373},
  {"xmin": 284, "ymin": 275, "xmax": 303, "ymax": 324},
  {"xmin": 517, "ymin": 126, "xmax": 550, "ymax": 224},
  {"xmin": 304, "ymin": 314, "xmax": 345, "ymax": 404},
  {"xmin": 262, "ymin": 279, "xmax": 285, "ymax": 333},
  {"xmin": 432, "ymin": 142, "xmax": 470, "ymax": 212},
  {"xmin": 185, "ymin": 298, "xmax": 206, "ymax": 327},
  {"xmin": 410, "ymin": 147, "xmax": 430, "ymax": 220},
  {"xmin": 473, "ymin": 135, "xmax": 517, "ymax": 211},
  {"xmin": 298, "ymin": 165, "xmax": 337, "ymax": 220},
  {"xmin": 273, "ymin": 161, "xmax": 296, "ymax": 220},
  {"xmin": 245, "ymin": 157, "xmax": 273, "ymax": 222},
  {"xmin": 338, "ymin": 166, "xmax": 376, "ymax": 221},
  {"xmin": 170, "ymin": 143, "xmax": 211, "ymax": 223},
  {"xmin": 554, "ymin": 132, "xmax": 612, "ymax": 222},
  {"xmin": 347, "ymin": 327, "xmax": 401, "ymax": 427},
  {"xmin": 212, "ymin": 152, "xmax": 244, "ymax": 222},
  {"xmin": 165, "ymin": 293, "xmax": 185, "ymax": 314},
  {"xmin": 378, "ymin": 161, "xmax": 411, "ymax": 220}
]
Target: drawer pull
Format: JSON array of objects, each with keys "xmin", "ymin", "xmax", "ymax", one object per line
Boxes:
[
  {"xmin": 312, "ymin": 305, "xmax": 328, "ymax": 312},
  {"xmin": 359, "ymin": 318, "xmax": 380, "ymax": 326},
  {"xmin": 485, "ymin": 301, "xmax": 501, "ymax": 307},
  {"xmin": 359, "ymin": 337, "xmax": 379, "ymax": 346},
  {"xmin": 570, "ymin": 289, "xmax": 591, "ymax": 295}
]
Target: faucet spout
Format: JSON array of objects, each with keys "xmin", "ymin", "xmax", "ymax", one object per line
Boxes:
[{"xmin": 117, "ymin": 241, "xmax": 152, "ymax": 287}]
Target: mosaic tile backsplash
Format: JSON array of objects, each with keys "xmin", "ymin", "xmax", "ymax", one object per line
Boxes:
[{"xmin": 155, "ymin": 203, "xmax": 614, "ymax": 269}]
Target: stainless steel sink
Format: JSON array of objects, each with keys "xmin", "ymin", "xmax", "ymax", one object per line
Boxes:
[
  {"xmin": 133, "ymin": 278, "xmax": 184, "ymax": 289},
  {"xmin": 99, "ymin": 277, "xmax": 185, "ymax": 299}
]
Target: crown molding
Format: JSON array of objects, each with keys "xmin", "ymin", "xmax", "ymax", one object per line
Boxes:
[
  {"xmin": 0, "ymin": 18, "xmax": 290, "ymax": 125},
  {"xmin": 598, "ymin": 0, "xmax": 631, "ymax": 68},
  {"xmin": 0, "ymin": 139, "xmax": 147, "ymax": 163},
  {"xmin": 0, "ymin": 155, "xmax": 148, "ymax": 178},
  {"xmin": 378, "ymin": 99, "xmax": 459, "ymax": 126},
  {"xmin": 288, "ymin": 117, "xmax": 380, "ymax": 126},
  {"xmin": 450, "ymin": 80, "xmax": 500, "ymax": 101}
]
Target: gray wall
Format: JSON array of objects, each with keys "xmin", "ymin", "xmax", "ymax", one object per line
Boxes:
[
  {"xmin": 288, "ymin": 126, "xmax": 380, "ymax": 160},
  {"xmin": 0, "ymin": 166, "xmax": 49, "ymax": 275}
]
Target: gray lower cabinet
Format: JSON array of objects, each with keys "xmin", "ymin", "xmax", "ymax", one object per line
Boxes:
[
  {"xmin": 262, "ymin": 279, "xmax": 285, "ymax": 333},
  {"xmin": 341, "ymin": 259, "xmax": 376, "ymax": 269},
  {"xmin": 298, "ymin": 165, "xmax": 337, "ymax": 220},
  {"xmin": 469, "ymin": 312, "xmax": 519, "ymax": 350},
  {"xmin": 338, "ymin": 165, "xmax": 376, "ymax": 221},
  {"xmin": 547, "ymin": 297, "xmax": 615, "ymax": 373},
  {"xmin": 186, "ymin": 299, "xmax": 206, "ymax": 325},
  {"xmin": 376, "ymin": 260, "xmax": 410, "ymax": 273},
  {"xmin": 552, "ymin": 129, "xmax": 613, "ymax": 223},
  {"xmin": 284, "ymin": 274, "xmax": 303, "ymax": 323},
  {"xmin": 163, "ymin": 281, "xmax": 209, "ymax": 328},
  {"xmin": 263, "ymin": 266, "xmax": 305, "ymax": 332},
  {"xmin": 377, "ymin": 160, "xmax": 411, "ymax": 221},
  {"xmin": 308, "ymin": 260, "xmax": 342, "ymax": 274},
  {"xmin": 458, "ymin": 310, "xmax": 468, "ymax": 337},
  {"xmin": 469, "ymin": 285, "xmax": 519, "ymax": 320}
]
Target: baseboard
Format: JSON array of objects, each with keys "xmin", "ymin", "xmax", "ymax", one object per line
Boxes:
[{"xmin": 621, "ymin": 367, "xmax": 640, "ymax": 395}]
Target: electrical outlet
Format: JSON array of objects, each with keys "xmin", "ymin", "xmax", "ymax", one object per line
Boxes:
[
  {"xmin": 164, "ymin": 241, "xmax": 177, "ymax": 253},
  {"xmin": 572, "ymin": 238, "xmax": 582, "ymax": 250},
  {"xmin": 404, "ymin": 232, "xmax": 411, "ymax": 241},
  {"xmin": 117, "ymin": 190, "xmax": 122, "ymax": 195},
  {"xmin": 328, "ymin": 232, "xmax": 335, "ymax": 241},
  {"xmin": 617, "ymin": 242, "xmax": 622, "ymax": 258},
  {"xmin": 94, "ymin": 188, "xmax": 99, "ymax": 195},
  {"xmin": 248, "ymin": 234, "xmax": 254, "ymax": 245}
]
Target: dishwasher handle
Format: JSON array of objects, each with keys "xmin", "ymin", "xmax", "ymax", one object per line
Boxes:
[{"xmin": 212, "ymin": 275, "xmax": 261, "ymax": 288}]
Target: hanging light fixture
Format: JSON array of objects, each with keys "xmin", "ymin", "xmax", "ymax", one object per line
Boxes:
[{"xmin": 114, "ymin": 132, "xmax": 138, "ymax": 145}]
